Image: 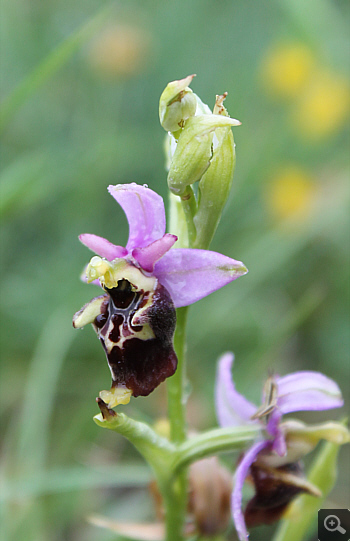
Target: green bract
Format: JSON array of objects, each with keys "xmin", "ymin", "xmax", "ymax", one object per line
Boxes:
[
  {"xmin": 194, "ymin": 94, "xmax": 236, "ymax": 248},
  {"xmin": 167, "ymin": 113, "xmax": 240, "ymax": 196}
]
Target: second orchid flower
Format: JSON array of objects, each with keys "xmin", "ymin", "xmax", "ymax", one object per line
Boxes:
[{"xmin": 215, "ymin": 352, "xmax": 348, "ymax": 541}]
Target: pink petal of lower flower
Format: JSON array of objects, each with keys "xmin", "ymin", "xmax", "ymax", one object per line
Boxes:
[
  {"xmin": 108, "ymin": 183, "xmax": 166, "ymax": 250},
  {"xmin": 132, "ymin": 234, "xmax": 177, "ymax": 272},
  {"xmin": 270, "ymin": 420, "xmax": 287, "ymax": 457},
  {"xmin": 232, "ymin": 440, "xmax": 270, "ymax": 541},
  {"xmin": 215, "ymin": 353, "xmax": 257, "ymax": 427},
  {"xmin": 266, "ymin": 408, "xmax": 283, "ymax": 436},
  {"xmin": 272, "ymin": 431, "xmax": 287, "ymax": 456},
  {"xmin": 153, "ymin": 248, "xmax": 248, "ymax": 308},
  {"xmin": 79, "ymin": 234, "xmax": 128, "ymax": 260},
  {"xmin": 276, "ymin": 371, "xmax": 344, "ymax": 414}
]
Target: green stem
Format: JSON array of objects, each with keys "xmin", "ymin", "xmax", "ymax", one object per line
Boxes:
[
  {"xmin": 167, "ymin": 307, "xmax": 189, "ymax": 443},
  {"xmin": 180, "ymin": 186, "xmax": 197, "ymax": 247},
  {"xmin": 93, "ymin": 413, "xmax": 175, "ymax": 481},
  {"xmin": 174, "ymin": 425, "xmax": 261, "ymax": 472},
  {"xmin": 94, "ymin": 409, "xmax": 260, "ymax": 540},
  {"xmin": 165, "ymin": 305, "xmax": 190, "ymax": 541}
]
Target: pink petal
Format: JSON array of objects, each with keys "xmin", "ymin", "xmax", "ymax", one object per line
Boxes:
[
  {"xmin": 264, "ymin": 408, "xmax": 287, "ymax": 457},
  {"xmin": 153, "ymin": 248, "xmax": 248, "ymax": 308},
  {"xmin": 108, "ymin": 183, "xmax": 166, "ymax": 250},
  {"xmin": 132, "ymin": 234, "xmax": 177, "ymax": 272},
  {"xmin": 232, "ymin": 440, "xmax": 270, "ymax": 541},
  {"xmin": 271, "ymin": 428, "xmax": 287, "ymax": 456},
  {"xmin": 215, "ymin": 353, "xmax": 257, "ymax": 427},
  {"xmin": 276, "ymin": 371, "xmax": 344, "ymax": 414},
  {"xmin": 79, "ymin": 234, "xmax": 127, "ymax": 261}
]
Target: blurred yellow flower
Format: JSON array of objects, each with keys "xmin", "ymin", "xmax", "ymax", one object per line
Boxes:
[
  {"xmin": 266, "ymin": 166, "xmax": 316, "ymax": 220},
  {"xmin": 87, "ymin": 24, "xmax": 151, "ymax": 78},
  {"xmin": 153, "ymin": 418, "xmax": 171, "ymax": 439},
  {"xmin": 260, "ymin": 43, "xmax": 314, "ymax": 98},
  {"xmin": 291, "ymin": 70, "xmax": 350, "ymax": 140}
]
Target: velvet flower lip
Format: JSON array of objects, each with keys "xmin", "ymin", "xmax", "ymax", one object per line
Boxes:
[
  {"xmin": 73, "ymin": 183, "xmax": 247, "ymax": 408},
  {"xmin": 215, "ymin": 352, "xmax": 345, "ymax": 541}
]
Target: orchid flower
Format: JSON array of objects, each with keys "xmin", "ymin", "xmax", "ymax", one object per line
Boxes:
[
  {"xmin": 73, "ymin": 183, "xmax": 247, "ymax": 407},
  {"xmin": 215, "ymin": 352, "xmax": 346, "ymax": 541}
]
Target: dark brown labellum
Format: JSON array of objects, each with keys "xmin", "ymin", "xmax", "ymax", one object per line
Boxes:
[
  {"xmin": 244, "ymin": 461, "xmax": 307, "ymax": 528},
  {"xmin": 93, "ymin": 278, "xmax": 177, "ymax": 397}
]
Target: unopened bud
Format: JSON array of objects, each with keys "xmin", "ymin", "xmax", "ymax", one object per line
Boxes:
[
  {"xmin": 168, "ymin": 113, "xmax": 240, "ymax": 196},
  {"xmin": 159, "ymin": 74, "xmax": 197, "ymax": 133},
  {"xmin": 194, "ymin": 94, "xmax": 236, "ymax": 248}
]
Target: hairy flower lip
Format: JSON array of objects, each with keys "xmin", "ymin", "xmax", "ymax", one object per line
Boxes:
[
  {"xmin": 74, "ymin": 260, "xmax": 178, "ymax": 399},
  {"xmin": 252, "ymin": 462, "xmax": 322, "ymax": 498}
]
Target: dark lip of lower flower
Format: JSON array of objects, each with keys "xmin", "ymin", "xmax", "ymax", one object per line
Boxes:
[{"xmin": 244, "ymin": 460, "xmax": 321, "ymax": 529}]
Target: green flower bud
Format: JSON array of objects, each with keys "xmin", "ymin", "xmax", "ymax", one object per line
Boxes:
[
  {"xmin": 194, "ymin": 94, "xmax": 236, "ymax": 248},
  {"xmin": 167, "ymin": 112, "xmax": 240, "ymax": 196},
  {"xmin": 159, "ymin": 74, "xmax": 197, "ymax": 133}
]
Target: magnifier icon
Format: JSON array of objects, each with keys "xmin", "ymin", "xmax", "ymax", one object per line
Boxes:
[{"xmin": 324, "ymin": 515, "xmax": 346, "ymax": 534}]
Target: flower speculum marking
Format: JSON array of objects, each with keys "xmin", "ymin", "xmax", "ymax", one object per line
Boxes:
[{"xmin": 73, "ymin": 258, "xmax": 177, "ymax": 406}]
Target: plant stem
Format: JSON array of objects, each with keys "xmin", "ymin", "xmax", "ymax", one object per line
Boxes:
[
  {"xmin": 165, "ymin": 305, "xmax": 189, "ymax": 540},
  {"xmin": 167, "ymin": 307, "xmax": 189, "ymax": 443},
  {"xmin": 174, "ymin": 425, "xmax": 261, "ymax": 472},
  {"xmin": 180, "ymin": 186, "xmax": 197, "ymax": 246},
  {"xmin": 93, "ymin": 412, "xmax": 175, "ymax": 480}
]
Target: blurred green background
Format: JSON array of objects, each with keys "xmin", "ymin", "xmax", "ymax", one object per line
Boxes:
[{"xmin": 1, "ymin": 0, "xmax": 349, "ymax": 540}]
